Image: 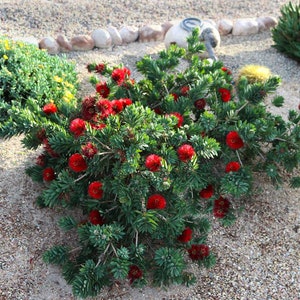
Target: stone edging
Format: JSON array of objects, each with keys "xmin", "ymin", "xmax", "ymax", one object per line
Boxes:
[{"xmin": 13, "ymin": 16, "xmax": 278, "ymax": 55}]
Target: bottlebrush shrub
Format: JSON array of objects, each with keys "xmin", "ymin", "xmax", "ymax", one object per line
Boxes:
[
  {"xmin": 0, "ymin": 37, "xmax": 78, "ymax": 141},
  {"xmin": 17, "ymin": 29, "xmax": 300, "ymax": 298}
]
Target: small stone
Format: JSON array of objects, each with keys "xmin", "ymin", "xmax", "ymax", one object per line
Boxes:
[
  {"xmin": 218, "ymin": 19, "xmax": 233, "ymax": 35},
  {"xmin": 138, "ymin": 24, "xmax": 165, "ymax": 42},
  {"xmin": 91, "ymin": 28, "xmax": 112, "ymax": 48},
  {"xmin": 119, "ymin": 25, "xmax": 139, "ymax": 44},
  {"xmin": 232, "ymin": 18, "xmax": 259, "ymax": 36},
  {"xmin": 56, "ymin": 34, "xmax": 72, "ymax": 52},
  {"xmin": 107, "ymin": 26, "xmax": 123, "ymax": 46},
  {"xmin": 256, "ymin": 16, "xmax": 278, "ymax": 31},
  {"xmin": 161, "ymin": 20, "xmax": 179, "ymax": 35},
  {"xmin": 70, "ymin": 35, "xmax": 95, "ymax": 51},
  {"xmin": 39, "ymin": 37, "xmax": 60, "ymax": 54}
]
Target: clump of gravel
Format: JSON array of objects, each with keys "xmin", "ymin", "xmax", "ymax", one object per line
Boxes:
[{"xmin": 0, "ymin": 1, "xmax": 299, "ymax": 299}]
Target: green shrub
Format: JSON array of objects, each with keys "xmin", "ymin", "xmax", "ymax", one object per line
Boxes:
[
  {"xmin": 272, "ymin": 2, "xmax": 300, "ymax": 61},
  {"xmin": 1, "ymin": 30, "xmax": 300, "ymax": 298},
  {"xmin": 0, "ymin": 37, "xmax": 79, "ymax": 140}
]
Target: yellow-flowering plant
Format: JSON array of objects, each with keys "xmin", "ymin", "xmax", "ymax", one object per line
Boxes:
[{"xmin": 0, "ymin": 37, "xmax": 78, "ymax": 142}]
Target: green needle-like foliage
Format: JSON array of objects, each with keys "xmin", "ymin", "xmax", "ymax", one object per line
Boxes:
[
  {"xmin": 272, "ymin": 2, "xmax": 300, "ymax": 61},
  {"xmin": 0, "ymin": 29, "xmax": 299, "ymax": 298}
]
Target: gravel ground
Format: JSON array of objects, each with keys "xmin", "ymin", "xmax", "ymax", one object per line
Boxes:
[{"xmin": 0, "ymin": 1, "xmax": 300, "ymax": 300}]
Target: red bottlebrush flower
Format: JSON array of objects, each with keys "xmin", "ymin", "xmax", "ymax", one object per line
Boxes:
[
  {"xmin": 226, "ymin": 131, "xmax": 244, "ymax": 150},
  {"xmin": 128, "ymin": 265, "xmax": 143, "ymax": 284},
  {"xmin": 147, "ymin": 194, "xmax": 167, "ymax": 210},
  {"xmin": 213, "ymin": 196, "xmax": 230, "ymax": 218},
  {"xmin": 168, "ymin": 112, "xmax": 184, "ymax": 128},
  {"xmin": 81, "ymin": 96, "xmax": 96, "ymax": 121},
  {"xmin": 180, "ymin": 85, "xmax": 190, "ymax": 96},
  {"xmin": 91, "ymin": 122, "xmax": 106, "ymax": 130},
  {"xmin": 177, "ymin": 227, "xmax": 193, "ymax": 243},
  {"xmin": 145, "ymin": 154, "xmax": 162, "ymax": 172},
  {"xmin": 36, "ymin": 154, "xmax": 46, "ymax": 167},
  {"xmin": 81, "ymin": 142, "xmax": 98, "ymax": 158},
  {"xmin": 218, "ymin": 87, "xmax": 231, "ymax": 102},
  {"xmin": 188, "ymin": 244, "xmax": 210, "ymax": 260},
  {"xmin": 111, "ymin": 100, "xmax": 124, "ymax": 114},
  {"xmin": 225, "ymin": 161, "xmax": 241, "ymax": 173},
  {"xmin": 199, "ymin": 184, "xmax": 214, "ymax": 199},
  {"xmin": 68, "ymin": 153, "xmax": 87, "ymax": 172},
  {"xmin": 111, "ymin": 67, "xmax": 131, "ymax": 85},
  {"xmin": 213, "ymin": 207, "xmax": 227, "ymax": 218},
  {"xmin": 89, "ymin": 210, "xmax": 104, "ymax": 225},
  {"xmin": 43, "ymin": 138, "xmax": 59, "ymax": 158},
  {"xmin": 96, "ymin": 99, "xmax": 113, "ymax": 119},
  {"xmin": 95, "ymin": 63, "xmax": 106, "ymax": 74},
  {"xmin": 177, "ymin": 144, "xmax": 195, "ymax": 162},
  {"xmin": 221, "ymin": 66, "xmax": 232, "ymax": 75},
  {"xmin": 214, "ymin": 196, "xmax": 230, "ymax": 209},
  {"xmin": 153, "ymin": 107, "xmax": 163, "ymax": 115},
  {"xmin": 119, "ymin": 98, "xmax": 133, "ymax": 108},
  {"xmin": 43, "ymin": 103, "xmax": 57, "ymax": 115},
  {"xmin": 171, "ymin": 93, "xmax": 179, "ymax": 102},
  {"xmin": 88, "ymin": 181, "xmax": 104, "ymax": 199},
  {"xmin": 194, "ymin": 98, "xmax": 206, "ymax": 110},
  {"xmin": 96, "ymin": 81, "xmax": 110, "ymax": 98},
  {"xmin": 42, "ymin": 167, "xmax": 55, "ymax": 181},
  {"xmin": 69, "ymin": 118, "xmax": 86, "ymax": 137}
]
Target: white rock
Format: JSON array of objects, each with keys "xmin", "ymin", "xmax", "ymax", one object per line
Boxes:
[
  {"xmin": 256, "ymin": 16, "xmax": 278, "ymax": 31},
  {"xmin": 139, "ymin": 24, "xmax": 165, "ymax": 43},
  {"xmin": 119, "ymin": 26, "xmax": 139, "ymax": 44},
  {"xmin": 232, "ymin": 19, "xmax": 259, "ymax": 36},
  {"xmin": 56, "ymin": 34, "xmax": 72, "ymax": 52},
  {"xmin": 91, "ymin": 28, "xmax": 112, "ymax": 48},
  {"xmin": 13, "ymin": 36, "xmax": 39, "ymax": 47},
  {"xmin": 70, "ymin": 35, "xmax": 95, "ymax": 51},
  {"xmin": 39, "ymin": 37, "xmax": 60, "ymax": 54},
  {"xmin": 218, "ymin": 19, "xmax": 233, "ymax": 35},
  {"xmin": 107, "ymin": 26, "xmax": 123, "ymax": 45}
]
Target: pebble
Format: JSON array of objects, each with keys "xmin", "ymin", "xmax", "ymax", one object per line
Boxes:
[
  {"xmin": 70, "ymin": 35, "xmax": 95, "ymax": 51},
  {"xmin": 232, "ymin": 18, "xmax": 259, "ymax": 36},
  {"xmin": 107, "ymin": 25, "xmax": 123, "ymax": 46},
  {"xmin": 56, "ymin": 34, "xmax": 72, "ymax": 52},
  {"xmin": 91, "ymin": 28, "xmax": 112, "ymax": 48},
  {"xmin": 38, "ymin": 36, "xmax": 59, "ymax": 54},
  {"xmin": 218, "ymin": 19, "xmax": 234, "ymax": 35},
  {"xmin": 138, "ymin": 24, "xmax": 165, "ymax": 42},
  {"xmin": 119, "ymin": 25, "xmax": 139, "ymax": 43}
]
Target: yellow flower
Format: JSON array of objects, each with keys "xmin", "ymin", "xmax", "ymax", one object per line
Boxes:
[
  {"xmin": 4, "ymin": 40, "xmax": 11, "ymax": 50},
  {"xmin": 63, "ymin": 81, "xmax": 74, "ymax": 89},
  {"xmin": 3, "ymin": 54, "xmax": 8, "ymax": 60},
  {"xmin": 54, "ymin": 75, "xmax": 63, "ymax": 83},
  {"xmin": 63, "ymin": 90, "xmax": 74, "ymax": 102}
]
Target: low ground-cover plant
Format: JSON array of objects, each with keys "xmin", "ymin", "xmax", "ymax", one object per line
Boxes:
[
  {"xmin": 0, "ymin": 37, "xmax": 78, "ymax": 141},
  {"xmin": 1, "ymin": 30, "xmax": 299, "ymax": 298},
  {"xmin": 272, "ymin": 1, "xmax": 300, "ymax": 62}
]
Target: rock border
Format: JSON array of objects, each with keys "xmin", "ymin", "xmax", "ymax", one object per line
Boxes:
[{"xmin": 12, "ymin": 16, "xmax": 278, "ymax": 55}]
